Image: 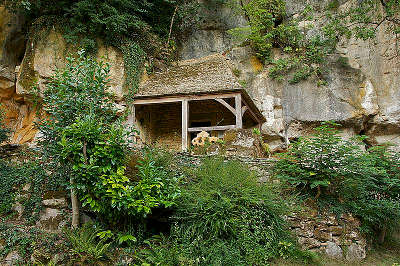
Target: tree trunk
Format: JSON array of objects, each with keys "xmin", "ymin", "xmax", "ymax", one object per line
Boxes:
[
  {"xmin": 315, "ymin": 185, "xmax": 321, "ymax": 199},
  {"xmin": 166, "ymin": 6, "xmax": 178, "ymax": 48},
  {"xmin": 379, "ymin": 226, "xmax": 387, "ymax": 244},
  {"xmin": 70, "ymin": 140, "xmax": 88, "ymax": 229},
  {"xmin": 70, "ymin": 178, "xmax": 80, "ymax": 229}
]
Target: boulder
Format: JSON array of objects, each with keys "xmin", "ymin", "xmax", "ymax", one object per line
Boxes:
[
  {"xmin": 223, "ymin": 129, "xmax": 266, "ymax": 157},
  {"xmin": 42, "ymin": 198, "xmax": 67, "ymax": 208},
  {"xmin": 325, "ymin": 241, "xmax": 343, "ymax": 259},
  {"xmin": 36, "ymin": 207, "xmax": 64, "ymax": 231},
  {"xmin": 346, "ymin": 243, "xmax": 366, "ymax": 261}
]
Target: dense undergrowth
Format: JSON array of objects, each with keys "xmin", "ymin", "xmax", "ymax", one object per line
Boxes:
[{"xmin": 274, "ymin": 122, "xmax": 400, "ymax": 243}]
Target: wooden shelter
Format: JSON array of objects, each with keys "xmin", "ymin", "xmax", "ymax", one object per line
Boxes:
[{"xmin": 132, "ymin": 54, "xmax": 266, "ymax": 151}]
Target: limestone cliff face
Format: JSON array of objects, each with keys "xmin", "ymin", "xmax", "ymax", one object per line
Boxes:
[
  {"xmin": 0, "ymin": 0, "xmax": 399, "ymax": 149},
  {"xmin": 179, "ymin": 0, "xmax": 400, "ymax": 150},
  {"xmin": 0, "ymin": 7, "xmax": 36, "ymax": 144},
  {"xmin": 0, "ymin": 8, "xmax": 127, "ymax": 144}
]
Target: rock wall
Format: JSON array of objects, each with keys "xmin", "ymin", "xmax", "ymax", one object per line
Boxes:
[
  {"xmin": 287, "ymin": 211, "xmax": 367, "ymax": 261},
  {"xmin": 178, "ymin": 0, "xmax": 400, "ymax": 151},
  {"xmin": 0, "ymin": 8, "xmax": 127, "ymax": 144},
  {"xmin": 0, "ymin": 7, "xmax": 37, "ymax": 144}
]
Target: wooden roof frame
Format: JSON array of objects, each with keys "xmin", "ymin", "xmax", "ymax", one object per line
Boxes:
[{"xmin": 132, "ymin": 89, "xmax": 266, "ymax": 151}]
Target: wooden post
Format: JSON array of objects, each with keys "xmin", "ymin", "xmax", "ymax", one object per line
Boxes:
[
  {"xmin": 235, "ymin": 94, "xmax": 242, "ymax": 129},
  {"xmin": 182, "ymin": 99, "xmax": 189, "ymax": 151}
]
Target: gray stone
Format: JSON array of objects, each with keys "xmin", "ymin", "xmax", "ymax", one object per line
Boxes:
[
  {"xmin": 179, "ymin": 0, "xmax": 247, "ymax": 60},
  {"xmin": 11, "ymin": 202, "xmax": 24, "ymax": 217},
  {"xmin": 4, "ymin": 251, "xmax": 22, "ymax": 265},
  {"xmin": 42, "ymin": 198, "xmax": 67, "ymax": 208},
  {"xmin": 325, "ymin": 241, "xmax": 343, "ymax": 259},
  {"xmin": 36, "ymin": 208, "xmax": 63, "ymax": 230},
  {"xmin": 298, "ymin": 237, "xmax": 321, "ymax": 249},
  {"xmin": 52, "ymin": 253, "xmax": 66, "ymax": 264},
  {"xmin": 346, "ymin": 243, "xmax": 366, "ymax": 261}
]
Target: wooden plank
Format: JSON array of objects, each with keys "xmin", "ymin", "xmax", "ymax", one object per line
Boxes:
[
  {"xmin": 133, "ymin": 92, "xmax": 239, "ymax": 105},
  {"xmin": 215, "ymin": 98, "xmax": 236, "ymax": 114},
  {"xmin": 128, "ymin": 105, "xmax": 137, "ymax": 144},
  {"xmin": 188, "ymin": 125, "xmax": 236, "ymax": 132},
  {"xmin": 235, "ymin": 94, "xmax": 242, "ymax": 128},
  {"xmin": 182, "ymin": 99, "xmax": 189, "ymax": 151},
  {"xmin": 241, "ymin": 106, "xmax": 248, "ymax": 117}
]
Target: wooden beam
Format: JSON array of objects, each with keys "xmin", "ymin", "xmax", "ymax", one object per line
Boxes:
[
  {"xmin": 133, "ymin": 92, "xmax": 239, "ymax": 105},
  {"xmin": 241, "ymin": 106, "xmax": 248, "ymax": 117},
  {"xmin": 235, "ymin": 94, "xmax": 242, "ymax": 128},
  {"xmin": 215, "ymin": 98, "xmax": 236, "ymax": 115},
  {"xmin": 188, "ymin": 125, "xmax": 236, "ymax": 132},
  {"xmin": 182, "ymin": 100, "xmax": 189, "ymax": 151},
  {"xmin": 241, "ymin": 97, "xmax": 260, "ymax": 125}
]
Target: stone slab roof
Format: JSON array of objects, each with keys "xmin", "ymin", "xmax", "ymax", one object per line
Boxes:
[
  {"xmin": 135, "ymin": 53, "xmax": 266, "ymax": 123},
  {"xmin": 136, "ymin": 53, "xmax": 243, "ymax": 97}
]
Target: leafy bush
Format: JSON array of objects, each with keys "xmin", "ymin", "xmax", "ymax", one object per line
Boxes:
[
  {"xmin": 166, "ymin": 158, "xmax": 309, "ymax": 265},
  {"xmin": 40, "ymin": 52, "xmax": 180, "ymax": 225},
  {"xmin": 4, "ymin": 0, "xmax": 200, "ymax": 54},
  {"xmin": 274, "ymin": 122, "xmax": 400, "ymax": 242},
  {"xmin": 37, "ymin": 50, "xmax": 118, "ymax": 165},
  {"xmin": 59, "ymin": 116, "xmax": 181, "ymax": 220},
  {"xmin": 0, "ymin": 220, "xmax": 68, "ymax": 264}
]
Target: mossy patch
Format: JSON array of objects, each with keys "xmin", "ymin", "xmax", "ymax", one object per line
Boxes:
[{"xmin": 224, "ymin": 130, "xmax": 238, "ymax": 143}]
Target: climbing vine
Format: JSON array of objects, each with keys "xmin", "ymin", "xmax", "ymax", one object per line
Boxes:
[{"xmin": 121, "ymin": 41, "xmax": 146, "ymax": 102}]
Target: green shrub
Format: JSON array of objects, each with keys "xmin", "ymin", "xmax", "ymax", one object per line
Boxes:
[
  {"xmin": 274, "ymin": 122, "xmax": 400, "ymax": 242},
  {"xmin": 169, "ymin": 158, "xmax": 308, "ymax": 265},
  {"xmin": 58, "ymin": 116, "xmax": 180, "ymax": 222},
  {"xmin": 65, "ymin": 223, "xmax": 112, "ymax": 263},
  {"xmin": 0, "ymin": 220, "xmax": 68, "ymax": 264}
]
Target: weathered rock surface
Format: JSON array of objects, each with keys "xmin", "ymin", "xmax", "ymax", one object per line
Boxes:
[
  {"xmin": 325, "ymin": 241, "xmax": 343, "ymax": 259},
  {"xmin": 0, "ymin": 6, "xmax": 37, "ymax": 144},
  {"xmin": 179, "ymin": 0, "xmax": 400, "ymax": 150},
  {"xmin": 178, "ymin": 0, "xmax": 247, "ymax": 60},
  {"xmin": 16, "ymin": 29, "xmax": 126, "ymax": 100},
  {"xmin": 0, "ymin": 15, "xmax": 128, "ymax": 143},
  {"xmin": 4, "ymin": 251, "xmax": 22, "ymax": 265},
  {"xmin": 287, "ymin": 212, "xmax": 366, "ymax": 260}
]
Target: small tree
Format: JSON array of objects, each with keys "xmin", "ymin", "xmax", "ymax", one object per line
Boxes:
[
  {"xmin": 38, "ymin": 50, "xmax": 180, "ymax": 228},
  {"xmin": 37, "ymin": 50, "xmax": 120, "ymax": 228}
]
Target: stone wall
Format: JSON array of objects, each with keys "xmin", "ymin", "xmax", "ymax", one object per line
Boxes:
[{"xmin": 287, "ymin": 212, "xmax": 367, "ymax": 261}]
